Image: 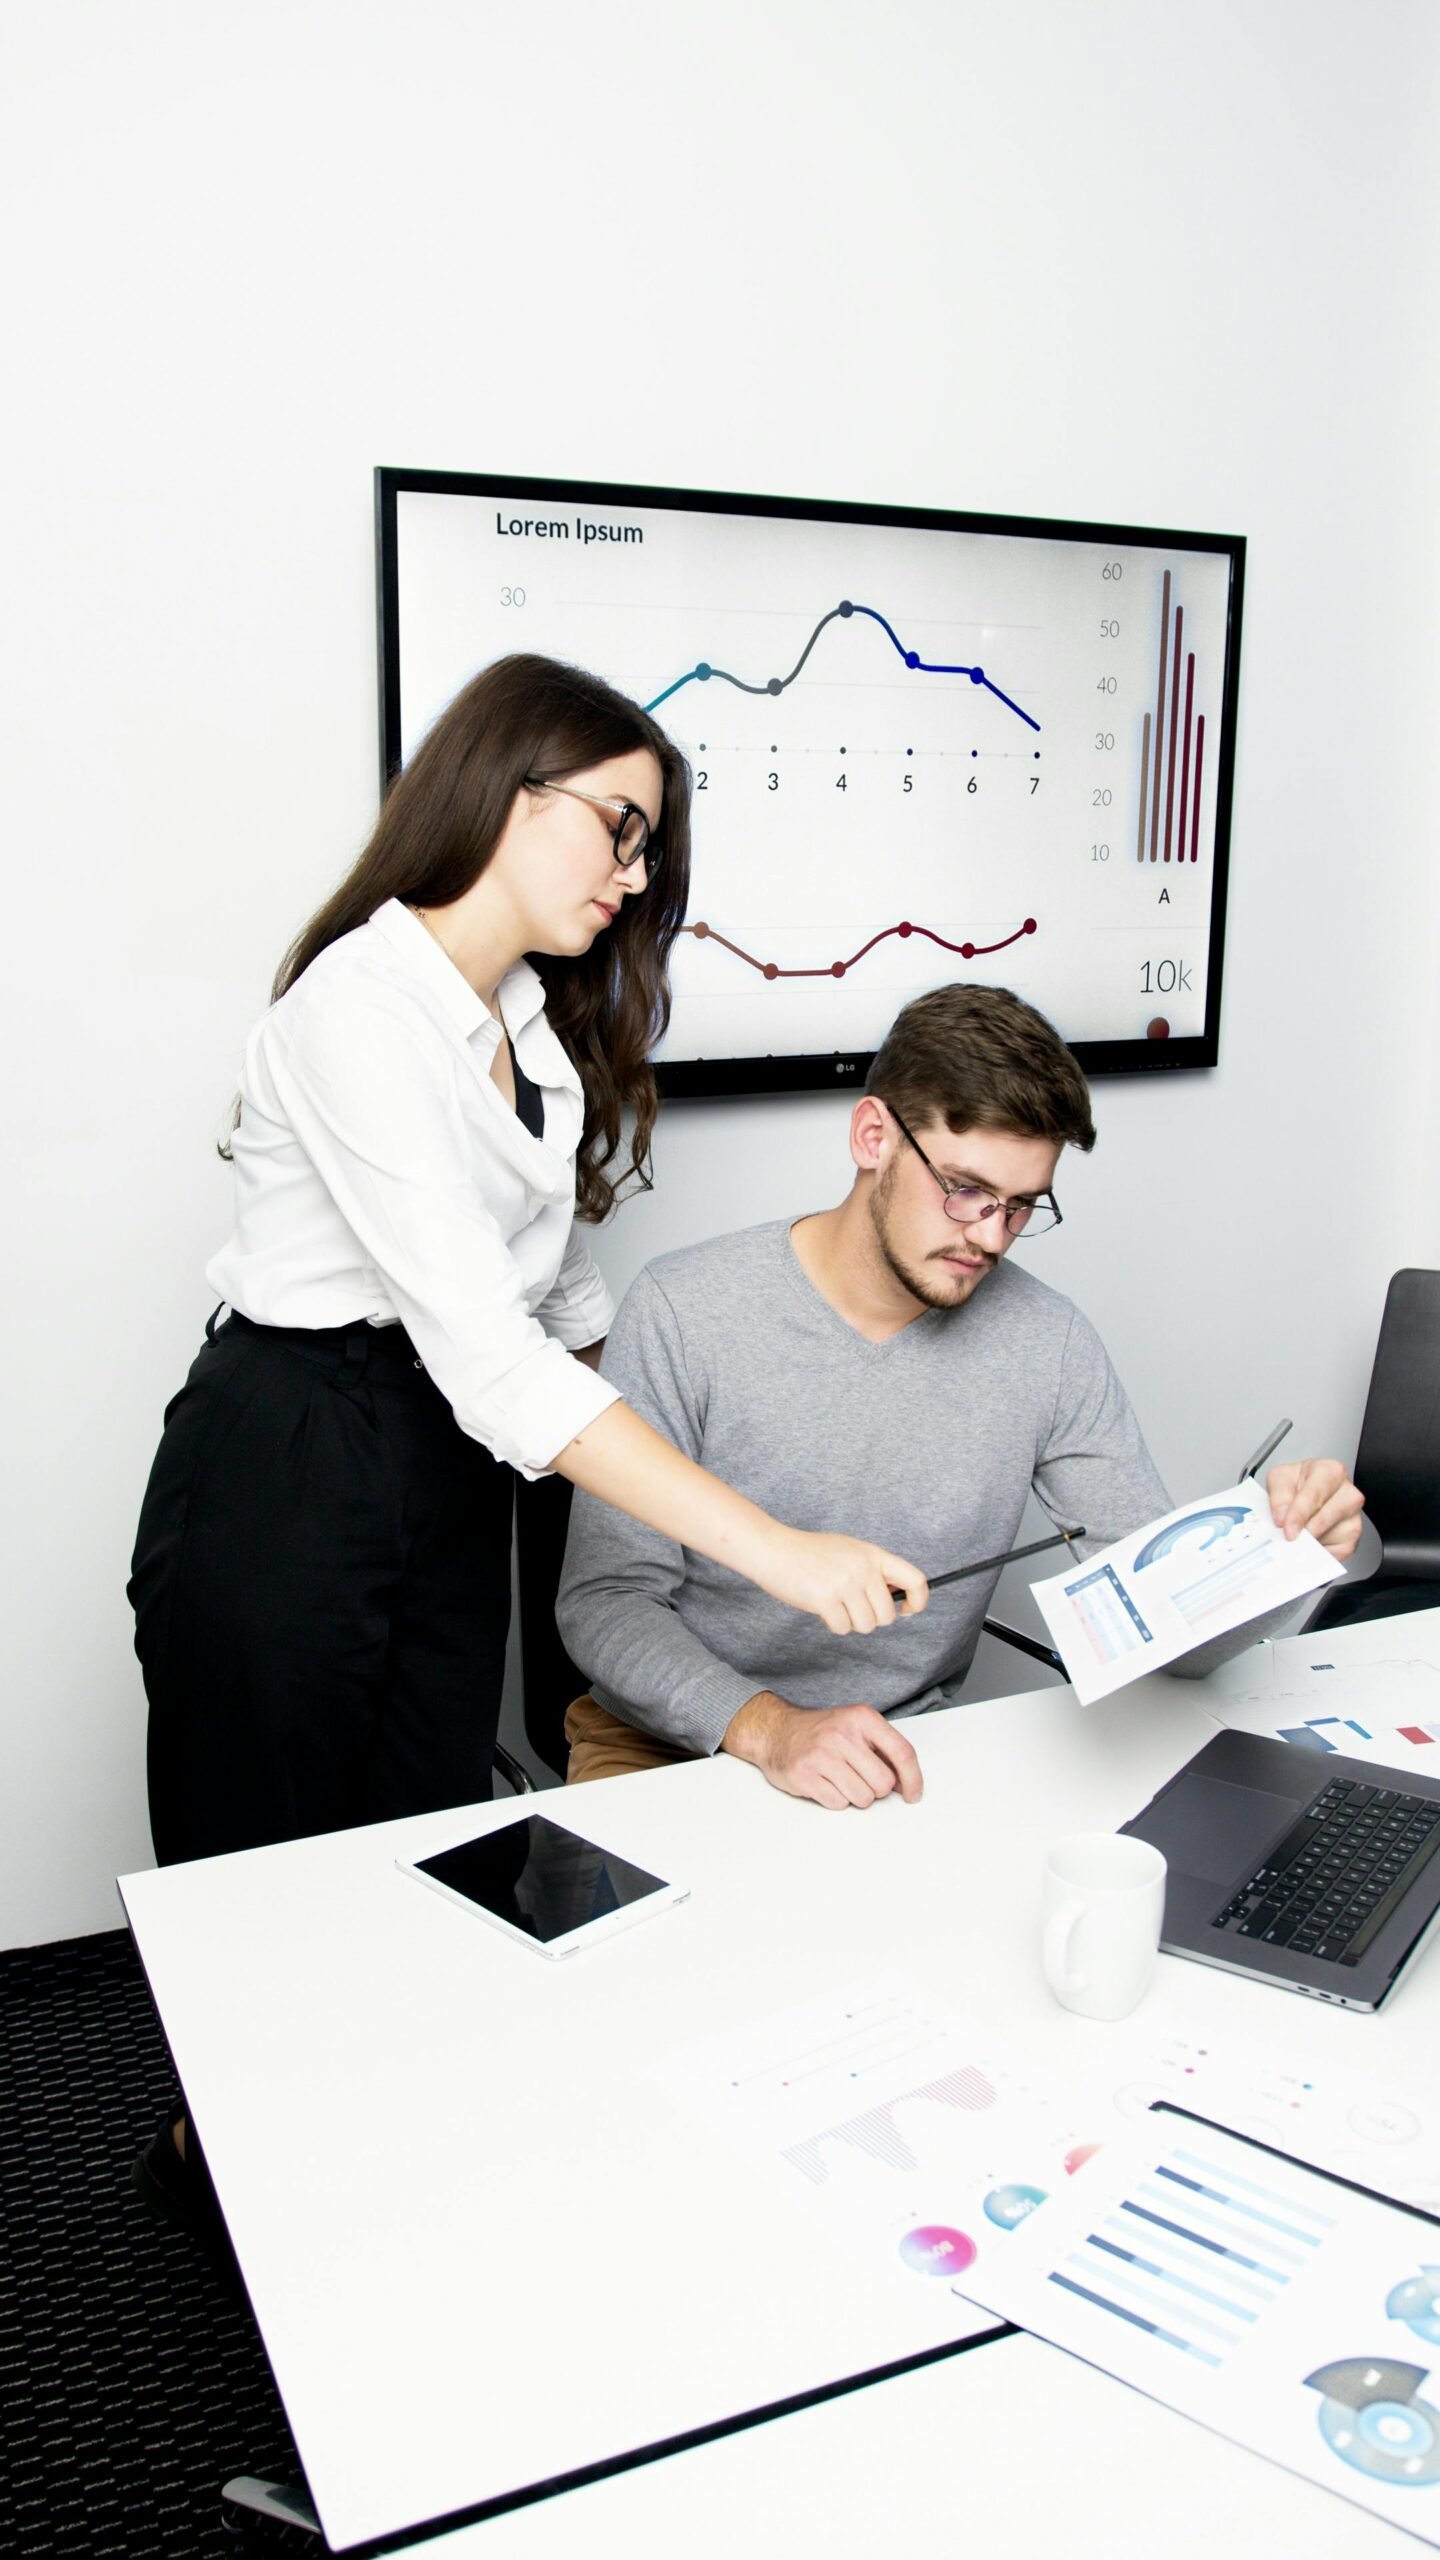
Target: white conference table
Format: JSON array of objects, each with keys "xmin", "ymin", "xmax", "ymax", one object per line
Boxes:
[{"xmin": 119, "ymin": 1608, "xmax": 1440, "ymax": 2555}]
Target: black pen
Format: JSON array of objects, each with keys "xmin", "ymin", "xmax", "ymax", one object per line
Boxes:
[{"xmin": 891, "ymin": 1525, "xmax": 1086, "ymax": 1599}]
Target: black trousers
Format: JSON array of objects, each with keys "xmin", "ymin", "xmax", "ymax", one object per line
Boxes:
[{"xmin": 130, "ymin": 1314, "xmax": 513, "ymax": 1867}]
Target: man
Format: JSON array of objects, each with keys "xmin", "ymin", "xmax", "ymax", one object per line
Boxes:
[{"xmin": 556, "ymin": 984, "xmax": 1364, "ymax": 1809}]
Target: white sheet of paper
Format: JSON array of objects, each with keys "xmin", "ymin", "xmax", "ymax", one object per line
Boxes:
[
  {"xmin": 1201, "ymin": 1640, "xmax": 1440, "ymax": 1776},
  {"xmin": 1068, "ymin": 2019, "xmax": 1440, "ymax": 2218},
  {"xmin": 956, "ymin": 2108, "xmax": 1440, "ymax": 2543},
  {"xmin": 654, "ymin": 1973, "xmax": 1104, "ymax": 2341},
  {"xmin": 1030, "ymin": 1482, "xmax": 1344, "ymax": 1704}
]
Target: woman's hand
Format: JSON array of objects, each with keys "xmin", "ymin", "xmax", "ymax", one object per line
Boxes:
[{"xmin": 753, "ymin": 1528, "xmax": 929, "ymax": 1634}]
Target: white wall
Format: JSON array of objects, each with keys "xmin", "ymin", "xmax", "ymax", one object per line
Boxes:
[{"xmin": 3, "ymin": 0, "xmax": 1437, "ymax": 1944}]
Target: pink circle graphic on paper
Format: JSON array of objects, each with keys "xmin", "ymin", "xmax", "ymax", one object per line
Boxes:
[{"xmin": 899, "ymin": 2224, "xmax": 977, "ymax": 2277}]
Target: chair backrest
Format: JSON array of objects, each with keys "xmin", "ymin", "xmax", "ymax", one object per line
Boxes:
[{"xmin": 1353, "ymin": 1269, "xmax": 1440, "ymax": 1580}]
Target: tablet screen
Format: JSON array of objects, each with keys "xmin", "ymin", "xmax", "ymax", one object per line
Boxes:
[{"xmin": 414, "ymin": 1818, "xmax": 671, "ymax": 1946}]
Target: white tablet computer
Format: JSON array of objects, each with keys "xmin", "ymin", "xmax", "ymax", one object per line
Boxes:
[{"xmin": 398, "ymin": 1814, "xmax": 688, "ymax": 1960}]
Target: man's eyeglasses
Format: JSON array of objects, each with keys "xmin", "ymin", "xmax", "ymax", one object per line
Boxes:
[
  {"xmin": 527, "ymin": 778, "xmax": 657, "ymax": 879},
  {"xmin": 884, "ymin": 1103, "xmax": 1061, "ymax": 1238}
]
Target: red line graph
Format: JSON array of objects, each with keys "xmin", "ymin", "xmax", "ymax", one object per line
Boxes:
[{"xmin": 682, "ymin": 916, "xmax": 1038, "ymax": 980}]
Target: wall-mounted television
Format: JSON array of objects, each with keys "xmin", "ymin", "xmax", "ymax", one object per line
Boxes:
[{"xmin": 376, "ymin": 470, "xmax": 1244, "ymax": 1098}]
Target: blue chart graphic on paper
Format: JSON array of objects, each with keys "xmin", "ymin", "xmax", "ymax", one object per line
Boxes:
[
  {"xmin": 985, "ymin": 2182, "xmax": 1047, "ymax": 2230},
  {"xmin": 1063, "ymin": 1561, "xmax": 1154, "ymax": 1653},
  {"xmin": 1277, "ymin": 1716, "xmax": 1376, "ymax": 1753},
  {"xmin": 1131, "ymin": 1507, "xmax": 1252, "ymax": 1571},
  {"xmin": 643, "ymin": 600, "xmax": 1042, "ymax": 730},
  {"xmin": 1389, "ymin": 2267, "xmax": 1440, "ymax": 2347},
  {"xmin": 1049, "ymin": 2143, "xmax": 1333, "ymax": 2370},
  {"xmin": 1307, "ymin": 2356, "xmax": 1440, "ymax": 2486}
]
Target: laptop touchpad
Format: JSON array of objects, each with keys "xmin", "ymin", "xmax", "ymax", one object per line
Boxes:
[{"xmin": 1133, "ymin": 1776, "xmax": 1298, "ymax": 1884}]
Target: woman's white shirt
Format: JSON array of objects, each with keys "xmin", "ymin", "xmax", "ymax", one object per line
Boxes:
[{"xmin": 207, "ymin": 899, "xmax": 619, "ymax": 1477}]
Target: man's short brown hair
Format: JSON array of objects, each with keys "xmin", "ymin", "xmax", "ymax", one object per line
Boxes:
[{"xmin": 865, "ymin": 984, "xmax": 1096, "ymax": 1152}]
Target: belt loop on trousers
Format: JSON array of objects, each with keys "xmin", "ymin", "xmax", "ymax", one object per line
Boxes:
[{"xmin": 343, "ymin": 1326, "xmax": 369, "ymax": 1379}]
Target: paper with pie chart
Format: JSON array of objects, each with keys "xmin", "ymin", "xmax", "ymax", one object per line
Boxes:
[
  {"xmin": 959, "ymin": 2106, "xmax": 1440, "ymax": 2542},
  {"xmin": 655, "ymin": 1972, "xmax": 1107, "ymax": 2343},
  {"xmin": 1031, "ymin": 1482, "xmax": 1344, "ymax": 1704}
]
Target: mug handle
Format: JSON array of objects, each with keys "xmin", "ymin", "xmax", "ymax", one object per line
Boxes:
[{"xmin": 1044, "ymin": 1898, "xmax": 1087, "ymax": 1993}]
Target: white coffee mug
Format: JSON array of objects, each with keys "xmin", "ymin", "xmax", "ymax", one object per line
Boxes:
[{"xmin": 1041, "ymin": 1833, "xmax": 1168, "ymax": 2021}]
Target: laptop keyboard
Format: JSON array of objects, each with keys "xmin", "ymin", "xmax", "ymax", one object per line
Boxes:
[{"xmin": 1211, "ymin": 1777, "xmax": 1440, "ymax": 1966}]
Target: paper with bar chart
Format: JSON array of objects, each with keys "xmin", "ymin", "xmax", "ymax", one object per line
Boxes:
[
  {"xmin": 654, "ymin": 1972, "xmax": 1108, "ymax": 2342},
  {"xmin": 1031, "ymin": 1483, "xmax": 1344, "ymax": 1705},
  {"xmin": 960, "ymin": 2109, "xmax": 1440, "ymax": 2541},
  {"xmin": 383, "ymin": 476, "xmax": 1240, "ymax": 1080},
  {"xmin": 1203, "ymin": 1640, "xmax": 1440, "ymax": 1776}
]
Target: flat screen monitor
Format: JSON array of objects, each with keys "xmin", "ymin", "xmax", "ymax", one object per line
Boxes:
[{"xmin": 376, "ymin": 470, "xmax": 1244, "ymax": 1097}]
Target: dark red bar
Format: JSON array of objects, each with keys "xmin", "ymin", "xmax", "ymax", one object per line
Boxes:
[
  {"xmin": 1150, "ymin": 571, "xmax": 1171, "ymax": 861},
  {"xmin": 1177, "ymin": 653, "xmax": 1195, "ymax": 861},
  {"xmin": 1190, "ymin": 715, "xmax": 1205, "ymax": 860},
  {"xmin": 1163, "ymin": 605, "xmax": 1183, "ymax": 861}
]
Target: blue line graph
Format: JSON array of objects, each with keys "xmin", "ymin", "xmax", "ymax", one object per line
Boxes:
[{"xmin": 643, "ymin": 599, "xmax": 1042, "ymax": 733}]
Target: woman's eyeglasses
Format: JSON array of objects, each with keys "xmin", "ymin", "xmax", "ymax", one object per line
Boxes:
[{"xmin": 527, "ymin": 778, "xmax": 658, "ymax": 880}]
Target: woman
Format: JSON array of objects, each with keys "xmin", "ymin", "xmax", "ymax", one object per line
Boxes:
[
  {"xmin": 130, "ymin": 649, "xmax": 926, "ymax": 1865},
  {"xmin": 129, "ymin": 651, "xmax": 927, "ymax": 2231}
]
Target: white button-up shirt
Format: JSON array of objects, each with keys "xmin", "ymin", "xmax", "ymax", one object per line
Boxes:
[{"xmin": 207, "ymin": 899, "xmax": 619, "ymax": 1476}]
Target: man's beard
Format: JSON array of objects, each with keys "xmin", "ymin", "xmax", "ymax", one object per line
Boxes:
[{"xmin": 867, "ymin": 1160, "xmax": 995, "ymax": 1311}]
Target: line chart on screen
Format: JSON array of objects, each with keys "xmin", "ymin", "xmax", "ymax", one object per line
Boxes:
[{"xmin": 379, "ymin": 473, "xmax": 1243, "ymax": 1091}]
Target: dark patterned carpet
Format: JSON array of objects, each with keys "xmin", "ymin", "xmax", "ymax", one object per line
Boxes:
[{"xmin": 0, "ymin": 1929, "xmax": 302, "ymax": 2556}]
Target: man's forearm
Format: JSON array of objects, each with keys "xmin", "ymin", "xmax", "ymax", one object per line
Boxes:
[
  {"xmin": 720, "ymin": 1691, "xmax": 793, "ymax": 1763},
  {"xmin": 555, "ymin": 1554, "xmax": 765, "ymax": 1755}
]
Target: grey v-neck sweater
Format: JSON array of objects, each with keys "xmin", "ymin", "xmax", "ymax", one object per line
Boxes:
[{"xmin": 557, "ymin": 1218, "xmax": 1182, "ymax": 1752}]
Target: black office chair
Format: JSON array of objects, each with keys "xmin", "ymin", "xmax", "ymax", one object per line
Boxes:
[
  {"xmin": 491, "ymin": 1740, "xmax": 536, "ymax": 1795},
  {"xmin": 513, "ymin": 1471, "xmax": 584, "ymax": 1777},
  {"xmin": 981, "ymin": 1616, "xmax": 1064, "ymax": 1675},
  {"xmin": 1303, "ymin": 1268, "xmax": 1440, "ymax": 1632}
]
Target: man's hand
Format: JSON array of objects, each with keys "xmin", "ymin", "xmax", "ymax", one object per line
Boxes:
[
  {"xmin": 722, "ymin": 1691, "xmax": 923, "ymax": 1809},
  {"xmin": 1267, "ymin": 1458, "xmax": 1365, "ymax": 1562}
]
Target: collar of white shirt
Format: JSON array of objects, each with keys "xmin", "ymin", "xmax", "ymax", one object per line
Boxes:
[{"xmin": 368, "ymin": 897, "xmax": 547, "ymax": 1060}]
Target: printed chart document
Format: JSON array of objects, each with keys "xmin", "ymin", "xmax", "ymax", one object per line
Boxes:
[
  {"xmin": 1070, "ymin": 2018, "xmax": 1440, "ymax": 2220},
  {"xmin": 654, "ymin": 1973, "xmax": 1108, "ymax": 2347},
  {"xmin": 1203, "ymin": 1638, "xmax": 1440, "ymax": 1778},
  {"xmin": 1031, "ymin": 1483, "xmax": 1344, "ymax": 1705},
  {"xmin": 956, "ymin": 2106, "xmax": 1440, "ymax": 2544}
]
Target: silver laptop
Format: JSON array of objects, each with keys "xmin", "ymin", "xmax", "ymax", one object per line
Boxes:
[{"xmin": 1120, "ymin": 1726, "xmax": 1440, "ymax": 2012}]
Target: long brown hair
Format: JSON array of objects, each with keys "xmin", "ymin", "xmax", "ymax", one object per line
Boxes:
[{"xmin": 265, "ymin": 653, "xmax": 692, "ymax": 1221}]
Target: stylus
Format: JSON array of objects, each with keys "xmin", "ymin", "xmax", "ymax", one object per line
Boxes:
[
  {"xmin": 891, "ymin": 1525, "xmax": 1086, "ymax": 1599},
  {"xmin": 1240, "ymin": 1417, "xmax": 1293, "ymax": 1479}
]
